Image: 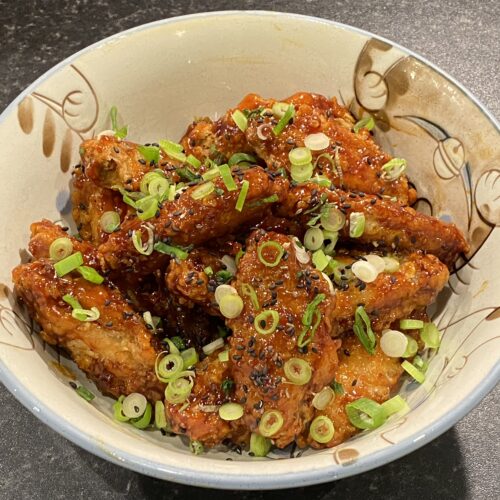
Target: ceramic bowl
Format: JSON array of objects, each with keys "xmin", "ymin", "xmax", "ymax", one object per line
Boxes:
[{"xmin": 0, "ymin": 11, "xmax": 499, "ymax": 490}]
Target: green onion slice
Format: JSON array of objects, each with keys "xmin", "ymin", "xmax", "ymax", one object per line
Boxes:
[
  {"xmin": 72, "ymin": 307, "xmax": 100, "ymax": 322},
  {"xmin": 218, "ymin": 164, "xmax": 237, "ymax": 191},
  {"xmin": 228, "ymin": 152, "xmax": 256, "ymax": 167},
  {"xmin": 381, "ymin": 158, "xmax": 407, "ymax": 181},
  {"xmin": 159, "ymin": 139, "xmax": 186, "ymax": 162},
  {"xmin": 154, "ymin": 400, "xmax": 167, "ymax": 429},
  {"xmin": 413, "ymin": 355, "xmax": 429, "ymax": 372},
  {"xmin": 165, "ymin": 376, "xmax": 193, "ymax": 404},
  {"xmin": 109, "ymin": 106, "xmax": 128, "ymax": 139},
  {"xmin": 353, "ymin": 306, "xmax": 376, "ymax": 354},
  {"xmin": 189, "ymin": 440, "xmax": 204, "ymax": 455},
  {"xmin": 138, "ymin": 145, "xmax": 160, "ymax": 164},
  {"xmin": 235, "ymin": 180, "xmax": 249, "ymax": 211},
  {"xmin": 250, "ymin": 432, "xmax": 272, "ymax": 457},
  {"xmin": 181, "ymin": 347, "xmax": 199, "ymax": 368},
  {"xmin": 218, "ymin": 350, "xmax": 229, "ymax": 362},
  {"xmin": 284, "ymin": 358, "xmax": 312, "ymax": 385},
  {"xmin": 132, "ymin": 227, "xmax": 154, "ymax": 255},
  {"xmin": 241, "ymin": 283, "xmax": 260, "ymax": 310},
  {"xmin": 330, "ymin": 380, "xmax": 345, "ymax": 395},
  {"xmin": 272, "ymin": 104, "xmax": 295, "ymax": 136},
  {"xmin": 202, "ymin": 166, "xmax": 221, "ymax": 181},
  {"xmin": 320, "ymin": 206, "xmax": 346, "ymax": 232},
  {"xmin": 290, "ymin": 162, "xmax": 313, "ymax": 183},
  {"xmin": 155, "ymin": 352, "xmax": 184, "ymax": 382},
  {"xmin": 402, "ymin": 335, "xmax": 418, "ymax": 358},
  {"xmin": 323, "ymin": 230, "xmax": 339, "ymax": 255},
  {"xmin": 186, "ymin": 154, "xmax": 202, "ymax": 169},
  {"xmin": 420, "ymin": 322, "xmax": 441, "ymax": 349},
  {"xmin": 309, "ymin": 415, "xmax": 335, "ymax": 443},
  {"xmin": 258, "ymin": 410, "xmax": 284, "ymax": 437},
  {"xmin": 100, "ymin": 211, "xmax": 121, "ymax": 233},
  {"xmin": 380, "ymin": 329, "xmax": 408, "ymax": 358},
  {"xmin": 76, "ymin": 266, "xmax": 104, "ymax": 285},
  {"xmin": 218, "ymin": 402, "xmax": 244, "ymax": 421},
  {"xmin": 303, "ymin": 294, "xmax": 326, "ymax": 326},
  {"xmin": 169, "ymin": 336, "xmax": 185, "ymax": 352},
  {"xmin": 49, "ymin": 237, "xmax": 73, "ymax": 262},
  {"xmin": 131, "ymin": 402, "xmax": 152, "ymax": 429},
  {"xmin": 271, "ymin": 102, "xmax": 289, "ymax": 118},
  {"xmin": 191, "ymin": 181, "xmax": 215, "ymax": 200},
  {"xmin": 202, "ymin": 337, "xmax": 224, "ymax": 356},
  {"xmin": 122, "ymin": 392, "xmax": 147, "ymax": 419},
  {"xmin": 254, "ymin": 310, "xmax": 280, "ymax": 335},
  {"xmin": 62, "ymin": 294, "xmax": 81, "ymax": 310},
  {"xmin": 135, "ymin": 195, "xmax": 159, "ymax": 221},
  {"xmin": 312, "ymin": 249, "xmax": 330, "ymax": 271},
  {"xmin": 289, "ymin": 147, "xmax": 312, "ymax": 166},
  {"xmin": 154, "ymin": 242, "xmax": 189, "ymax": 260},
  {"xmin": 204, "ymin": 266, "xmax": 213, "ymax": 276},
  {"xmin": 383, "ymin": 256, "xmax": 400, "ymax": 273},
  {"xmin": 304, "ymin": 227, "xmax": 324, "ymax": 251},
  {"xmin": 76, "ymin": 386, "xmax": 95, "ymax": 402},
  {"xmin": 257, "ymin": 241, "xmax": 284, "ymax": 267},
  {"xmin": 353, "ymin": 115, "xmax": 375, "ymax": 133},
  {"xmin": 113, "ymin": 396, "xmax": 129, "ymax": 422},
  {"xmin": 219, "ymin": 294, "xmax": 244, "ymax": 319},
  {"xmin": 381, "ymin": 395, "xmax": 408, "ymax": 417},
  {"xmin": 401, "ymin": 360, "xmax": 425, "ymax": 384},
  {"xmin": 298, "ymin": 310, "xmax": 322, "ymax": 347},
  {"xmin": 346, "ymin": 397, "xmax": 386, "ymax": 430},
  {"xmin": 399, "ymin": 319, "xmax": 424, "ymax": 330},
  {"xmin": 349, "ymin": 212, "xmax": 366, "ymax": 238},
  {"xmin": 231, "ymin": 110, "xmax": 248, "ymax": 132},
  {"xmin": 54, "ymin": 251, "xmax": 84, "ymax": 277},
  {"xmin": 140, "ymin": 171, "xmax": 166, "ymax": 194},
  {"xmin": 304, "ymin": 132, "xmax": 330, "ymax": 151},
  {"xmin": 312, "ymin": 387, "xmax": 335, "ymax": 410}
]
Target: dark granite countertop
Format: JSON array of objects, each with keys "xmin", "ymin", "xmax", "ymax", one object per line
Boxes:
[{"xmin": 0, "ymin": 1, "xmax": 498, "ymax": 498}]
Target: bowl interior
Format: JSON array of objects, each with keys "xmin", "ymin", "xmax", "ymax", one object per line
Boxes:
[{"xmin": 0, "ymin": 11, "xmax": 499, "ymax": 489}]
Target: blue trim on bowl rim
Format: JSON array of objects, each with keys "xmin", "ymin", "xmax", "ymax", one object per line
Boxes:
[{"xmin": 0, "ymin": 10, "xmax": 499, "ymax": 490}]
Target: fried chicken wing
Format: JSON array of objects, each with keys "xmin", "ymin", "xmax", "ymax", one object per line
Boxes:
[
  {"xmin": 227, "ymin": 231, "xmax": 341, "ymax": 448},
  {"xmin": 277, "ymin": 183, "xmax": 469, "ymax": 266},
  {"xmin": 304, "ymin": 334, "xmax": 403, "ymax": 448},
  {"xmin": 98, "ymin": 167, "xmax": 287, "ymax": 273},
  {"xmin": 12, "ymin": 260, "xmax": 164, "ymax": 401}
]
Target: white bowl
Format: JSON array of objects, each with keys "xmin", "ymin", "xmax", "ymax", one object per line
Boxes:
[{"xmin": 0, "ymin": 11, "xmax": 499, "ymax": 490}]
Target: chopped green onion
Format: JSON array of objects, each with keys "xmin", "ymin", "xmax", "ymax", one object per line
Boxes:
[
  {"xmin": 304, "ymin": 227, "xmax": 324, "ymax": 251},
  {"xmin": 311, "ymin": 174, "xmax": 331, "ymax": 188},
  {"xmin": 312, "ymin": 387, "xmax": 335, "ymax": 410},
  {"xmin": 156, "ymin": 353, "xmax": 184, "ymax": 382},
  {"xmin": 420, "ymin": 322, "xmax": 441, "ymax": 349},
  {"xmin": 218, "ymin": 350, "xmax": 229, "ymax": 362},
  {"xmin": 72, "ymin": 307, "xmax": 100, "ymax": 322},
  {"xmin": 402, "ymin": 335, "xmax": 418, "ymax": 358},
  {"xmin": 235, "ymin": 180, "xmax": 249, "ymax": 211},
  {"xmin": 218, "ymin": 402, "xmax": 244, "ymax": 421},
  {"xmin": 202, "ymin": 337, "xmax": 224, "ymax": 356},
  {"xmin": 169, "ymin": 336, "xmax": 185, "ymax": 351},
  {"xmin": 257, "ymin": 241, "xmax": 284, "ymax": 267},
  {"xmin": 235, "ymin": 249, "xmax": 244, "ymax": 265},
  {"xmin": 154, "ymin": 400, "xmax": 167, "ymax": 429},
  {"xmin": 309, "ymin": 415, "xmax": 335, "ymax": 443},
  {"xmin": 221, "ymin": 254, "xmax": 236, "ymax": 275},
  {"xmin": 189, "ymin": 440, "xmax": 204, "ymax": 455},
  {"xmin": 246, "ymin": 194, "xmax": 280, "ymax": 208},
  {"xmin": 165, "ymin": 376, "xmax": 193, "ymax": 404},
  {"xmin": 76, "ymin": 386, "xmax": 95, "ymax": 402},
  {"xmin": 228, "ymin": 152, "xmax": 256, "ymax": 166},
  {"xmin": 186, "ymin": 154, "xmax": 202, "ymax": 169},
  {"xmin": 290, "ymin": 162, "xmax": 313, "ymax": 183},
  {"xmin": 218, "ymin": 164, "xmax": 237, "ymax": 191},
  {"xmin": 353, "ymin": 306, "xmax": 376, "ymax": 354},
  {"xmin": 383, "ymin": 256, "xmax": 400, "ymax": 273},
  {"xmin": 399, "ymin": 319, "xmax": 424, "ymax": 330},
  {"xmin": 176, "ymin": 167, "xmax": 199, "ymax": 183},
  {"xmin": 219, "ymin": 294, "xmax": 244, "ymax": 319},
  {"xmin": 381, "ymin": 158, "xmax": 407, "ymax": 181},
  {"xmin": 113, "ymin": 396, "xmax": 129, "ymax": 422},
  {"xmin": 132, "ymin": 227, "xmax": 154, "ymax": 256},
  {"xmin": 272, "ymin": 104, "xmax": 295, "ymax": 136},
  {"xmin": 181, "ymin": 347, "xmax": 199, "ymax": 368},
  {"xmin": 140, "ymin": 171, "xmax": 165, "ymax": 194},
  {"xmin": 353, "ymin": 115, "xmax": 375, "ymax": 133},
  {"xmin": 346, "ymin": 398, "xmax": 386, "ymax": 430},
  {"xmin": 54, "ymin": 251, "xmax": 84, "ymax": 277},
  {"xmin": 220, "ymin": 378, "xmax": 234, "ymax": 395},
  {"xmin": 148, "ymin": 176, "xmax": 170, "ymax": 200},
  {"xmin": 62, "ymin": 294, "xmax": 82, "ymax": 310},
  {"xmin": 143, "ymin": 311, "xmax": 160, "ymax": 332},
  {"xmin": 323, "ymin": 230, "xmax": 339, "ymax": 255},
  {"xmin": 312, "ymin": 249, "xmax": 330, "ymax": 271},
  {"xmin": 351, "ymin": 260, "xmax": 378, "ymax": 283},
  {"xmin": 214, "ymin": 284, "xmax": 238, "ymax": 305},
  {"xmin": 138, "ymin": 145, "xmax": 160, "ymax": 164},
  {"xmin": 303, "ymin": 294, "xmax": 326, "ymax": 327},
  {"xmin": 100, "ymin": 211, "xmax": 121, "ymax": 233},
  {"xmin": 109, "ymin": 106, "xmax": 128, "ymax": 139},
  {"xmin": 168, "ymin": 184, "xmax": 176, "ymax": 201},
  {"xmin": 258, "ymin": 410, "xmax": 284, "ymax": 437},
  {"xmin": 131, "ymin": 402, "xmax": 152, "ymax": 429},
  {"xmin": 363, "ymin": 254, "xmax": 386, "ymax": 273},
  {"xmin": 49, "ymin": 237, "xmax": 73, "ymax": 261},
  {"xmin": 320, "ymin": 206, "xmax": 346, "ymax": 232},
  {"xmin": 250, "ymin": 433, "xmax": 272, "ymax": 457},
  {"xmin": 289, "ymin": 147, "xmax": 312, "ymax": 166},
  {"xmin": 413, "ymin": 355, "xmax": 429, "ymax": 372},
  {"xmin": 381, "ymin": 395, "xmax": 408, "ymax": 417},
  {"xmin": 122, "ymin": 392, "xmax": 147, "ymax": 419},
  {"xmin": 215, "ymin": 270, "xmax": 232, "ymax": 283},
  {"xmin": 204, "ymin": 266, "xmax": 213, "ymax": 276},
  {"xmin": 271, "ymin": 102, "xmax": 289, "ymax": 118},
  {"xmin": 254, "ymin": 310, "xmax": 280, "ymax": 335},
  {"xmin": 380, "ymin": 329, "xmax": 408, "ymax": 358},
  {"xmin": 297, "ymin": 310, "xmax": 322, "ymax": 347},
  {"xmin": 202, "ymin": 166, "xmax": 221, "ymax": 181},
  {"xmin": 76, "ymin": 266, "xmax": 104, "ymax": 285},
  {"xmin": 349, "ymin": 212, "xmax": 365, "ymax": 238},
  {"xmin": 154, "ymin": 242, "xmax": 189, "ymax": 260},
  {"xmin": 241, "ymin": 283, "xmax": 260, "ymax": 310},
  {"xmin": 401, "ymin": 360, "xmax": 425, "ymax": 383},
  {"xmin": 159, "ymin": 139, "xmax": 186, "ymax": 162},
  {"xmin": 284, "ymin": 358, "xmax": 312, "ymax": 385},
  {"xmin": 330, "ymin": 380, "xmax": 345, "ymax": 395},
  {"xmin": 191, "ymin": 181, "xmax": 215, "ymax": 200},
  {"xmin": 231, "ymin": 110, "xmax": 248, "ymax": 132},
  {"xmin": 304, "ymin": 132, "xmax": 330, "ymax": 151},
  {"xmin": 135, "ymin": 195, "xmax": 159, "ymax": 221}
]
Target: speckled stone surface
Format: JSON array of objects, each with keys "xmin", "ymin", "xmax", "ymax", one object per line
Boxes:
[{"xmin": 0, "ymin": 0, "xmax": 498, "ymax": 498}]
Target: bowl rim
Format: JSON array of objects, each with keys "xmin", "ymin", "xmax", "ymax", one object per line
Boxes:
[{"xmin": 0, "ymin": 10, "xmax": 499, "ymax": 490}]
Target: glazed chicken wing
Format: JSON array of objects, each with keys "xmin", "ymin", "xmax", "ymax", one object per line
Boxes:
[
  {"xmin": 12, "ymin": 260, "xmax": 164, "ymax": 401},
  {"xmin": 227, "ymin": 231, "xmax": 341, "ymax": 448}
]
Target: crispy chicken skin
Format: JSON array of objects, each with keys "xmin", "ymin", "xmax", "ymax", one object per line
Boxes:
[
  {"xmin": 98, "ymin": 167, "xmax": 288, "ymax": 273},
  {"xmin": 333, "ymin": 252, "xmax": 449, "ymax": 333},
  {"xmin": 12, "ymin": 260, "xmax": 164, "ymax": 401},
  {"xmin": 303, "ymin": 334, "xmax": 403, "ymax": 448},
  {"xmin": 227, "ymin": 231, "xmax": 341, "ymax": 448},
  {"xmin": 277, "ymin": 183, "xmax": 469, "ymax": 266}
]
